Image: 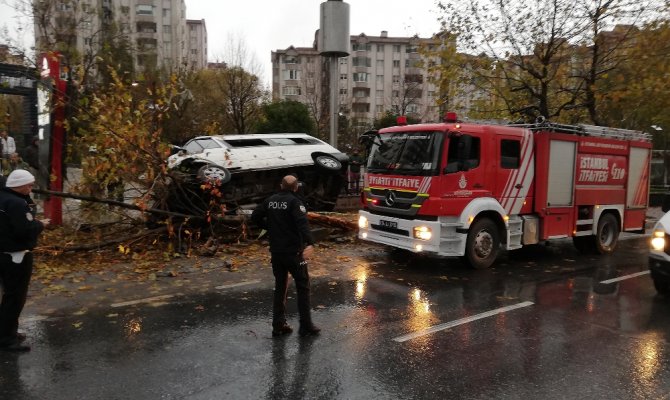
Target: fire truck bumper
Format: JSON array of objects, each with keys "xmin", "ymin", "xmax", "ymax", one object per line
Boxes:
[{"xmin": 357, "ymin": 210, "xmax": 467, "ymax": 256}]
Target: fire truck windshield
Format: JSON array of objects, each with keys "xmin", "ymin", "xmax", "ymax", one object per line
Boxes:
[{"xmin": 366, "ymin": 131, "xmax": 443, "ymax": 176}]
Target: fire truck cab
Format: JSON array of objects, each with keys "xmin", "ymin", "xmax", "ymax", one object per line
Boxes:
[{"xmin": 358, "ymin": 115, "xmax": 651, "ymax": 269}]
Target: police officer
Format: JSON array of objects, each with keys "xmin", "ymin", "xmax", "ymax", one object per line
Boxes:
[
  {"xmin": 251, "ymin": 175, "xmax": 321, "ymax": 337},
  {"xmin": 0, "ymin": 169, "xmax": 49, "ymax": 352}
]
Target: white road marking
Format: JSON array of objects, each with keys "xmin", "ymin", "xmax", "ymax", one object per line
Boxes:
[
  {"xmin": 393, "ymin": 301, "xmax": 535, "ymax": 343},
  {"xmin": 215, "ymin": 280, "xmax": 260, "ymax": 290},
  {"xmin": 111, "ymin": 294, "xmax": 175, "ymax": 308},
  {"xmin": 599, "ymin": 270, "xmax": 650, "ymax": 284}
]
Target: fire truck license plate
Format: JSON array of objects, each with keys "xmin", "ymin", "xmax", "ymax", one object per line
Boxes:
[{"xmin": 379, "ymin": 219, "xmax": 398, "ymax": 229}]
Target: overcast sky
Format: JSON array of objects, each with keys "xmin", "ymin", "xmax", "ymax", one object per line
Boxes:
[{"xmin": 0, "ymin": 0, "xmax": 444, "ymax": 85}]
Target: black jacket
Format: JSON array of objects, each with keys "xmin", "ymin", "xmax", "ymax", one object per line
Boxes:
[
  {"xmin": 251, "ymin": 190, "xmax": 314, "ymax": 254},
  {"xmin": 0, "ymin": 187, "xmax": 44, "ymax": 252}
]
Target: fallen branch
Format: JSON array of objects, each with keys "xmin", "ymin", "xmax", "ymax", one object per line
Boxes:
[
  {"xmin": 32, "ymin": 188, "xmax": 250, "ymax": 225},
  {"xmin": 307, "ymin": 212, "xmax": 357, "ymax": 231},
  {"xmin": 37, "ymin": 226, "xmax": 168, "ymax": 252}
]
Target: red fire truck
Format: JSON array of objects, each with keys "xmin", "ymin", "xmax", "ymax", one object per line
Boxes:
[{"xmin": 357, "ymin": 114, "xmax": 651, "ymax": 269}]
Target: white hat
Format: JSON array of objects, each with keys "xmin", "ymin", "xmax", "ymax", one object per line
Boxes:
[{"xmin": 5, "ymin": 169, "xmax": 35, "ymax": 188}]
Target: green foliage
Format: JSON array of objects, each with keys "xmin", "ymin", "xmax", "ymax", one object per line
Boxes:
[
  {"xmin": 434, "ymin": 0, "xmax": 668, "ymax": 125},
  {"xmin": 255, "ymin": 100, "xmax": 316, "ymax": 134}
]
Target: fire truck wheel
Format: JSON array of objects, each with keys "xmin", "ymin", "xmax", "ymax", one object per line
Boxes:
[
  {"xmin": 595, "ymin": 213, "xmax": 619, "ymax": 254},
  {"xmin": 464, "ymin": 218, "xmax": 500, "ymax": 269}
]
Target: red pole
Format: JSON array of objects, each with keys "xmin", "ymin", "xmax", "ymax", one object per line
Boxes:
[{"xmin": 41, "ymin": 52, "xmax": 65, "ymax": 225}]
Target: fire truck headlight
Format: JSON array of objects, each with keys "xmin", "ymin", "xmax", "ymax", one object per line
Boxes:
[
  {"xmin": 358, "ymin": 215, "xmax": 369, "ymax": 229},
  {"xmin": 651, "ymin": 230, "xmax": 666, "ymax": 251},
  {"xmin": 413, "ymin": 226, "xmax": 432, "ymax": 241}
]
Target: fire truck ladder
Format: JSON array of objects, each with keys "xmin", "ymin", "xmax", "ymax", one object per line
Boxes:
[{"xmin": 513, "ymin": 122, "xmax": 652, "ymax": 142}]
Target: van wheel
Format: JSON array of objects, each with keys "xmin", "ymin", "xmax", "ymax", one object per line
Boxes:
[
  {"xmin": 197, "ymin": 164, "xmax": 231, "ymax": 185},
  {"xmin": 463, "ymin": 218, "xmax": 499, "ymax": 269},
  {"xmin": 595, "ymin": 213, "xmax": 619, "ymax": 254},
  {"xmin": 314, "ymin": 154, "xmax": 342, "ymax": 172}
]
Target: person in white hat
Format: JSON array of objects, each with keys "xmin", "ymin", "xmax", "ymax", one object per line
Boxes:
[{"xmin": 0, "ymin": 169, "xmax": 49, "ymax": 352}]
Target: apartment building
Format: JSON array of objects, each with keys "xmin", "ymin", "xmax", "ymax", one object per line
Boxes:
[
  {"xmin": 34, "ymin": 0, "xmax": 204, "ymax": 74},
  {"xmin": 186, "ymin": 19, "xmax": 207, "ymax": 70},
  {"xmin": 272, "ymin": 31, "xmax": 446, "ymax": 131}
]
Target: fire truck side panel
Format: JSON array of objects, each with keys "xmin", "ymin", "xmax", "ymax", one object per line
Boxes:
[{"xmin": 532, "ymin": 134, "xmax": 578, "ymax": 239}]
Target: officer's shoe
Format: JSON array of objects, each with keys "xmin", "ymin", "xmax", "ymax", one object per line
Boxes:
[
  {"xmin": 272, "ymin": 323, "xmax": 293, "ymax": 337},
  {"xmin": 298, "ymin": 324, "xmax": 321, "ymax": 337}
]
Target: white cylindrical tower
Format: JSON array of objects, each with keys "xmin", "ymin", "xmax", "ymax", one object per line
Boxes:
[{"xmin": 319, "ymin": 0, "xmax": 350, "ymax": 149}]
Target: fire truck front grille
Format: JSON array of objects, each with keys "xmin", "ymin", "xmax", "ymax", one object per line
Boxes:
[
  {"xmin": 370, "ymin": 188, "xmax": 416, "ymax": 199},
  {"xmin": 370, "ymin": 224, "xmax": 410, "ymax": 236}
]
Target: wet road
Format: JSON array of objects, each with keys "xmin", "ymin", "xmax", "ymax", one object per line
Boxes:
[{"xmin": 2, "ymin": 236, "xmax": 670, "ymax": 399}]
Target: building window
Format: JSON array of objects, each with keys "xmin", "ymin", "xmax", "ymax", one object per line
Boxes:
[
  {"xmin": 405, "ymin": 74, "xmax": 424, "ymax": 83},
  {"xmin": 340, "ymin": 74, "xmax": 347, "ymax": 80},
  {"xmin": 393, "ymin": 45, "xmax": 401, "ymax": 53},
  {"xmin": 340, "ymin": 58, "xmax": 348, "ymax": 64},
  {"xmin": 282, "ymin": 86, "xmax": 302, "ymax": 96},
  {"xmin": 352, "ymin": 43, "xmax": 372, "ymax": 52},
  {"xmin": 136, "ymin": 5, "xmax": 153, "ymax": 15},
  {"xmin": 353, "ymin": 88, "xmax": 368, "ymax": 98},
  {"xmin": 407, "ymin": 104, "xmax": 419, "ymax": 114},
  {"xmin": 393, "ymin": 60, "xmax": 400, "ymax": 68},
  {"xmin": 377, "ymin": 44, "xmax": 384, "ymax": 52},
  {"xmin": 376, "ymin": 60, "xmax": 384, "ymax": 69},
  {"xmin": 307, "ymin": 57, "xmax": 314, "ymax": 64},
  {"xmin": 406, "ymin": 59, "xmax": 422, "ymax": 68},
  {"xmin": 392, "ymin": 90, "xmax": 399, "ymax": 98},
  {"xmin": 352, "ymin": 57, "xmax": 371, "ymax": 67},
  {"xmin": 406, "ymin": 45, "xmax": 418, "ymax": 53},
  {"xmin": 307, "ymin": 71, "xmax": 315, "ymax": 79},
  {"xmin": 376, "ymin": 104, "xmax": 384, "ymax": 113},
  {"xmin": 163, "ymin": 8, "xmax": 170, "ymax": 18},
  {"xmin": 375, "ymin": 75, "xmax": 383, "ymax": 83},
  {"xmin": 376, "ymin": 90, "xmax": 383, "ymax": 98},
  {"xmin": 163, "ymin": 25, "xmax": 171, "ymax": 33},
  {"xmin": 392, "ymin": 75, "xmax": 400, "ymax": 84},
  {"xmin": 352, "ymin": 103, "xmax": 370, "ymax": 113},
  {"xmin": 353, "ymin": 72, "xmax": 369, "ymax": 82},
  {"xmin": 428, "ymin": 91, "xmax": 435, "ymax": 98},
  {"xmin": 340, "ymin": 88, "xmax": 348, "ymax": 95},
  {"xmin": 284, "ymin": 70, "xmax": 300, "ymax": 80},
  {"xmin": 283, "ymin": 56, "xmax": 298, "ymax": 64}
]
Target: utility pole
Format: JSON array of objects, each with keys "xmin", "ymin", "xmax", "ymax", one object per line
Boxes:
[{"xmin": 318, "ymin": 0, "xmax": 350, "ymax": 149}]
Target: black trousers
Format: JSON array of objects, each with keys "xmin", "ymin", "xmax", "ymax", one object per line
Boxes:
[
  {"xmin": 0, "ymin": 252, "xmax": 33, "ymax": 345},
  {"xmin": 271, "ymin": 252, "xmax": 312, "ymax": 327}
]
